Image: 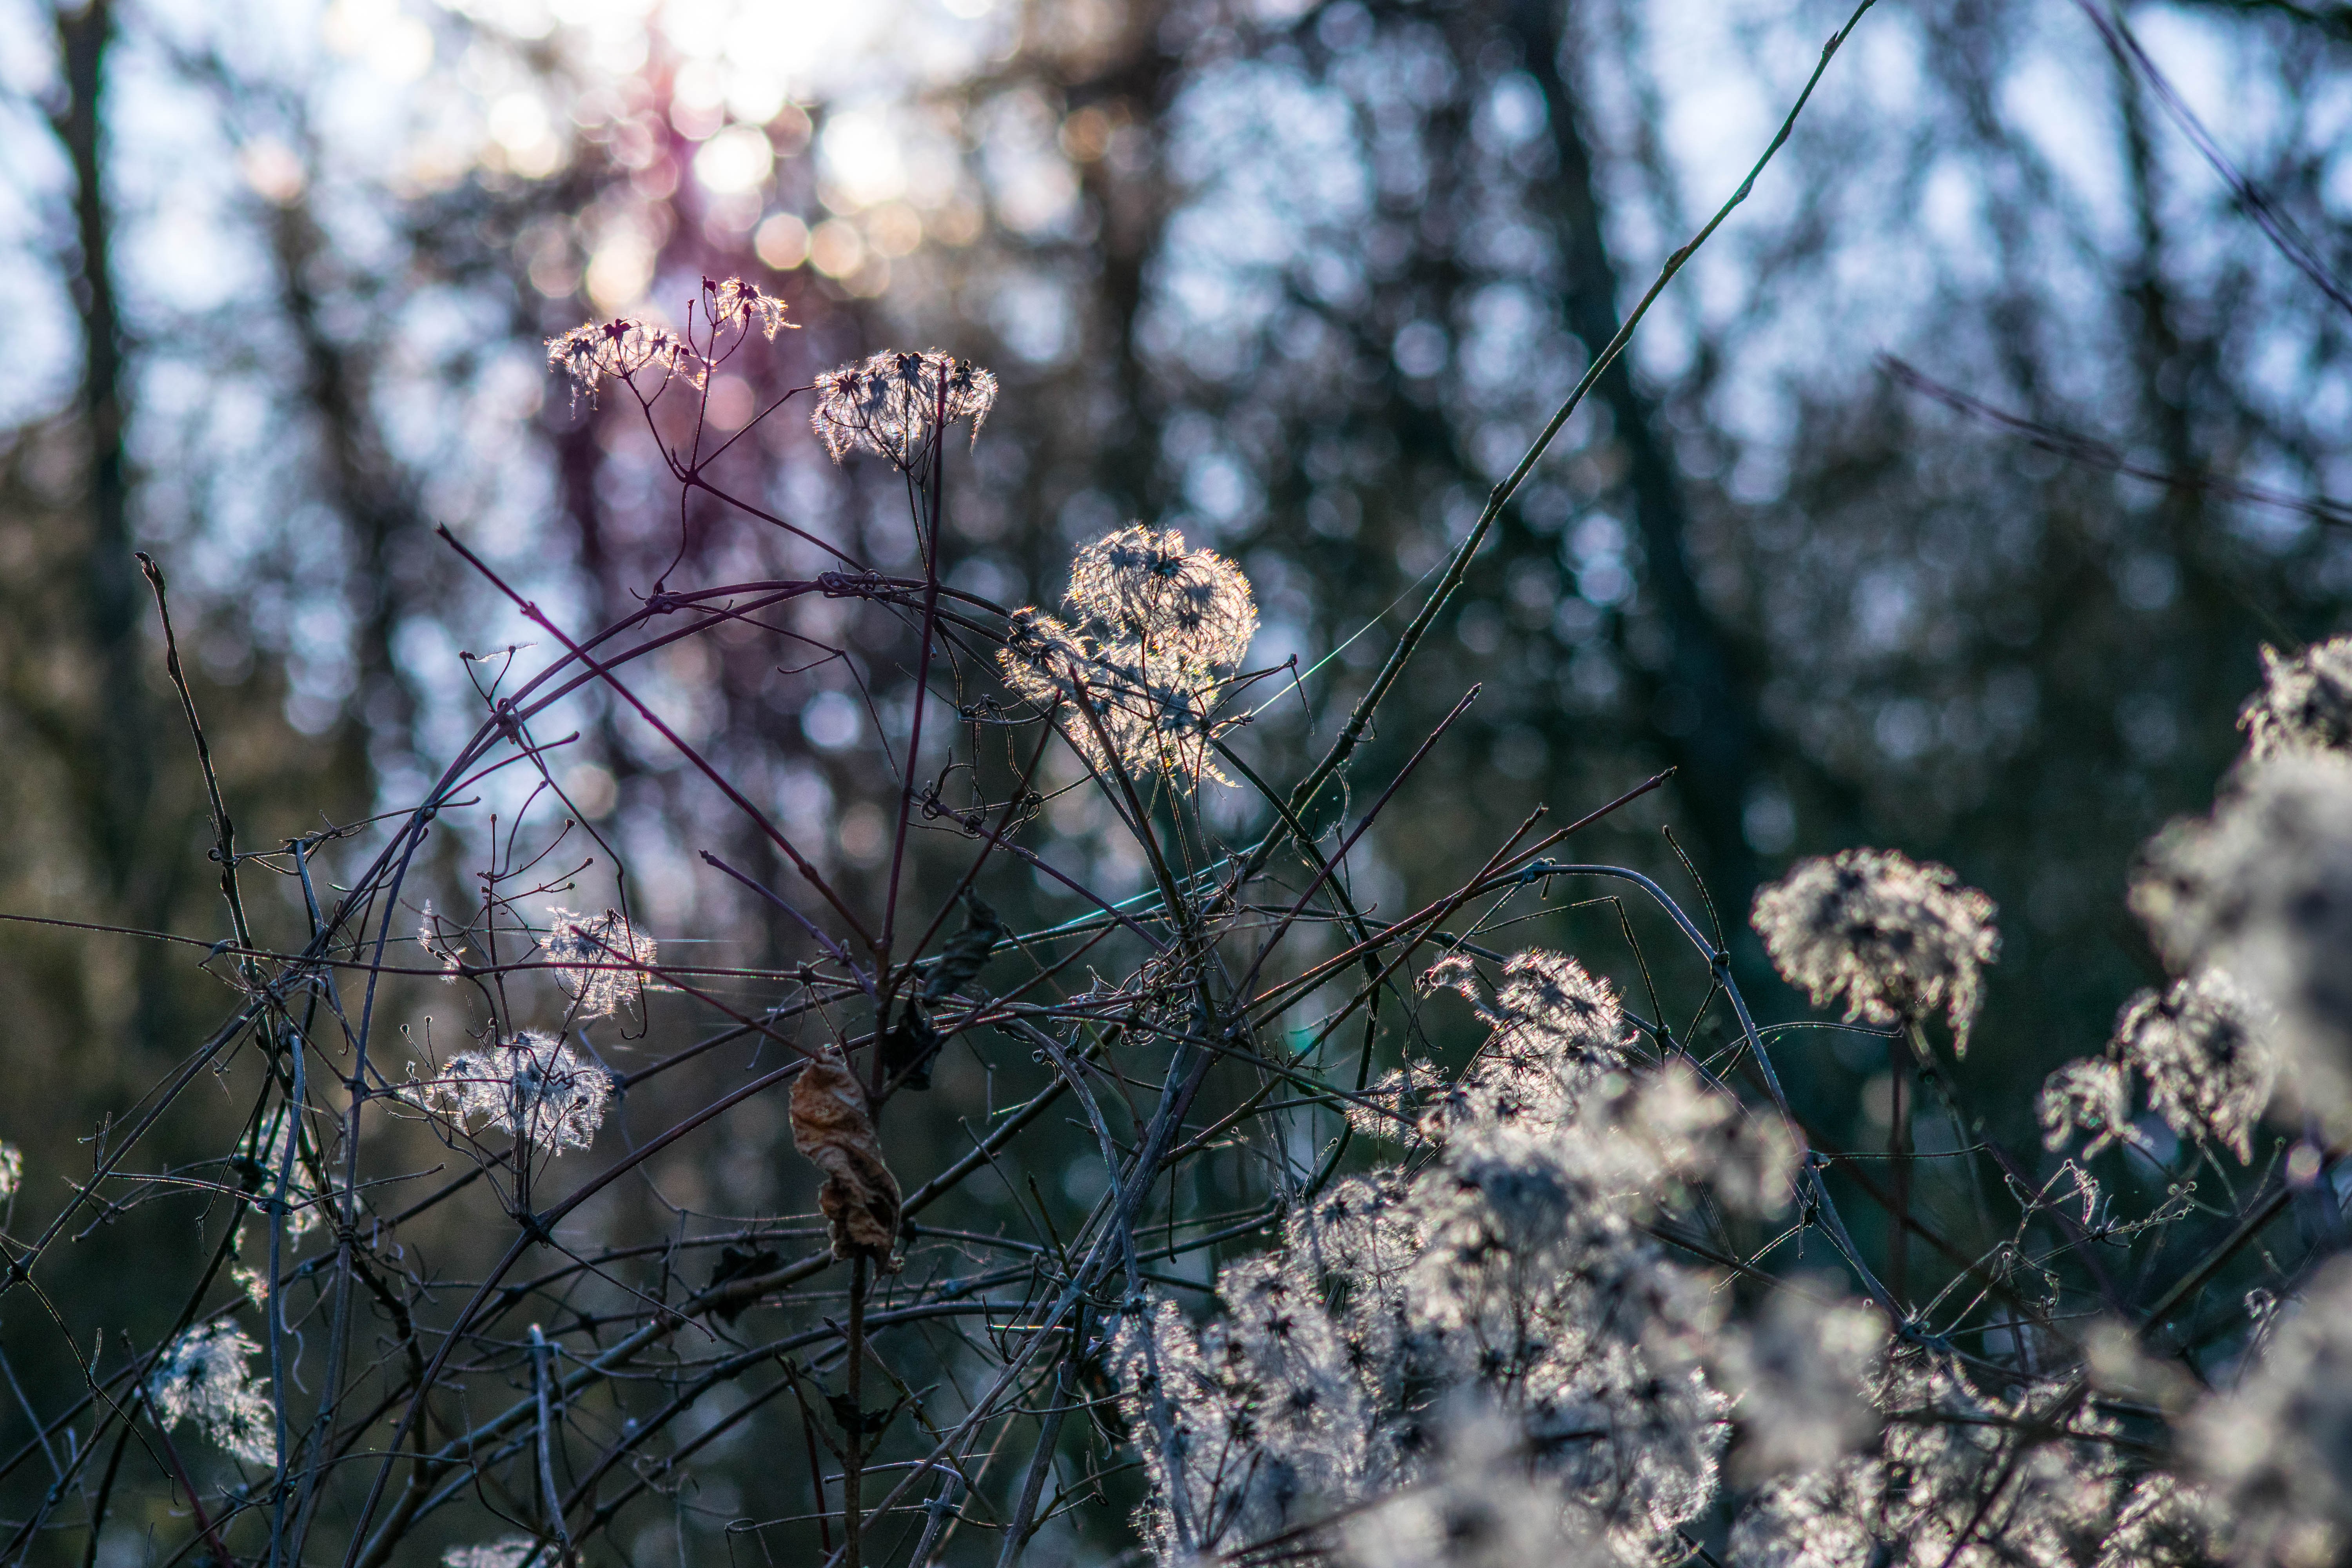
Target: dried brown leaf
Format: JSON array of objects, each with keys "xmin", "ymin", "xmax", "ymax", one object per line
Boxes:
[{"xmin": 789, "ymin": 1053, "xmax": 903, "ymax": 1272}]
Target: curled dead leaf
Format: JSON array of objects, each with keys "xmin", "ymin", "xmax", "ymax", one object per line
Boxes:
[{"xmin": 789, "ymin": 1053, "xmax": 903, "ymax": 1272}]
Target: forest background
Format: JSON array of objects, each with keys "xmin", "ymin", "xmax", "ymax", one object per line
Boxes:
[{"xmin": 0, "ymin": 0, "xmax": 2347, "ymax": 1558}]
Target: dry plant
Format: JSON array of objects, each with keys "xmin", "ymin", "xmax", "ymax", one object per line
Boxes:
[{"xmin": 10, "ymin": 9, "xmax": 2352, "ymax": 1567}]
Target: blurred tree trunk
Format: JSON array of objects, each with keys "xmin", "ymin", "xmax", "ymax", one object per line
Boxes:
[
  {"xmin": 262, "ymin": 177, "xmax": 426, "ymax": 771},
  {"xmin": 1066, "ymin": 12, "xmax": 1185, "ymax": 517},
  {"xmin": 1511, "ymin": 0, "xmax": 1763, "ymax": 908},
  {"xmin": 2117, "ymin": 54, "xmax": 2252, "ymax": 738},
  {"xmin": 50, "ymin": 0, "xmax": 152, "ymax": 895}
]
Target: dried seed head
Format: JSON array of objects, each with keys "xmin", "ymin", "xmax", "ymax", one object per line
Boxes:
[
  {"xmin": 149, "ymin": 1321, "xmax": 274, "ymax": 1466},
  {"xmin": 2115, "ymin": 969, "xmax": 2275, "ymax": 1162},
  {"xmin": 998, "ymin": 627, "xmax": 1234, "ymax": 789},
  {"xmin": 543, "ymin": 906, "xmax": 657, "ymax": 1020},
  {"xmin": 2191, "ymin": 1256, "xmax": 2352, "ymax": 1568},
  {"xmin": 789, "ymin": 1053, "xmax": 903, "ymax": 1271},
  {"xmin": 1348, "ymin": 1059, "xmax": 1446, "ymax": 1143},
  {"xmin": 2038, "ymin": 1057, "xmax": 2135, "ymax": 1157},
  {"xmin": 2096, "ymin": 1476, "xmax": 2223, "ymax": 1568},
  {"xmin": 2132, "ymin": 753, "xmax": 2352, "ymax": 1131},
  {"xmin": 998, "ymin": 608, "xmax": 1088, "ymax": 710},
  {"xmin": 1710, "ymin": 1284, "xmax": 1887, "ymax": 1483},
  {"xmin": 545, "ymin": 316, "xmax": 700, "ymax": 401},
  {"xmin": 701, "ymin": 274, "xmax": 793, "ymax": 340},
  {"xmin": 1067, "ymin": 525, "xmax": 1259, "ymax": 666},
  {"xmin": 1414, "ymin": 950, "xmax": 1630, "ymax": 1136},
  {"xmin": 406, "ymin": 1031, "xmax": 613, "ymax": 1154},
  {"xmin": 1735, "ymin": 1348, "xmax": 2132, "ymax": 1568},
  {"xmin": 441, "ymin": 1543, "xmax": 537, "ymax": 1568},
  {"xmin": 1592, "ymin": 1061, "xmax": 1798, "ymax": 1218},
  {"xmin": 2241, "ymin": 638, "xmax": 2352, "ymax": 763},
  {"xmin": 810, "ymin": 349, "xmax": 997, "ymax": 468},
  {"xmin": 1339, "ymin": 1411, "xmax": 1615, "ymax": 1568},
  {"xmin": 997, "ymin": 530, "xmax": 1259, "ymax": 790},
  {"xmin": 1751, "ymin": 848, "xmax": 2000, "ymax": 1052}
]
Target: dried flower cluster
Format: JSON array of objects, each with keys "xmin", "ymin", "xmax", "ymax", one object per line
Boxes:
[
  {"xmin": 1730, "ymin": 1349, "xmax": 2160, "ymax": 1568},
  {"xmin": 2131, "ymin": 752, "xmax": 2352, "ymax": 1131},
  {"xmin": 1066, "ymin": 524, "xmax": 1261, "ymax": 668},
  {"xmin": 2192, "ymin": 1257, "xmax": 2352, "ymax": 1568},
  {"xmin": 811, "ymin": 348, "xmax": 997, "ymax": 466},
  {"xmin": 999, "ymin": 526, "xmax": 1258, "ymax": 788},
  {"xmin": 1336, "ymin": 1414, "xmax": 1613, "ymax": 1568},
  {"xmin": 701, "ymin": 274, "xmax": 791, "ymax": 340},
  {"xmin": 1712, "ymin": 1286, "xmax": 1888, "ymax": 1483},
  {"xmin": 2040, "ymin": 969, "xmax": 2276, "ymax": 1160},
  {"xmin": 1405, "ymin": 949, "xmax": 1631, "ymax": 1140},
  {"xmin": 148, "ymin": 1321, "xmax": 274, "ymax": 1467},
  {"xmin": 441, "ymin": 1541, "xmax": 534, "ymax": 1568},
  {"xmin": 544, "ymin": 316, "xmax": 697, "ymax": 400},
  {"xmin": 406, "ymin": 1030, "xmax": 613, "ymax": 1154},
  {"xmin": 54, "ymin": 240, "xmax": 2352, "ymax": 1568},
  {"xmin": 544, "ymin": 277, "xmax": 788, "ymax": 406},
  {"xmin": 2239, "ymin": 636, "xmax": 2352, "ymax": 762},
  {"xmin": 1752, "ymin": 848, "xmax": 2001, "ymax": 1051},
  {"xmin": 2037, "ymin": 1055, "xmax": 2136, "ymax": 1158},
  {"xmin": 1113, "ymin": 951, "xmax": 1797, "ymax": 1564},
  {"xmin": 542, "ymin": 904, "xmax": 656, "ymax": 1019}
]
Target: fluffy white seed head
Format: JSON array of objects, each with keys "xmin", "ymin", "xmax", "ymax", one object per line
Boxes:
[
  {"xmin": 2240, "ymin": 638, "xmax": 2352, "ymax": 763},
  {"xmin": 442, "ymin": 1542, "xmax": 537, "ymax": 1568},
  {"xmin": 2039, "ymin": 1058, "xmax": 2136, "ymax": 1157},
  {"xmin": 2094, "ymin": 1475, "xmax": 2222, "ymax": 1568},
  {"xmin": 701, "ymin": 274, "xmax": 792, "ymax": 340},
  {"xmin": 810, "ymin": 349, "xmax": 996, "ymax": 468},
  {"xmin": 149, "ymin": 1321, "xmax": 274, "ymax": 1466},
  {"xmin": 2190, "ymin": 1257, "xmax": 2352, "ymax": 1568},
  {"xmin": 1711, "ymin": 1285, "xmax": 1887, "ymax": 1483},
  {"xmin": 2117, "ymin": 969, "xmax": 2276, "ymax": 1161},
  {"xmin": 1415, "ymin": 950, "xmax": 1630, "ymax": 1137},
  {"xmin": 407, "ymin": 1031, "xmax": 613, "ymax": 1154},
  {"xmin": 1752, "ymin": 848, "xmax": 2000, "ymax": 1053},
  {"xmin": 1112, "ymin": 949, "xmax": 1822, "ymax": 1566},
  {"xmin": 544, "ymin": 317, "xmax": 699, "ymax": 401},
  {"xmin": 2132, "ymin": 753, "xmax": 2352, "ymax": 1131},
  {"xmin": 998, "ymin": 531, "xmax": 1259, "ymax": 790},
  {"xmin": 1338, "ymin": 1410, "xmax": 1619, "ymax": 1568},
  {"xmin": 1067, "ymin": 525, "xmax": 1259, "ymax": 666},
  {"xmin": 1732, "ymin": 1348, "xmax": 2134, "ymax": 1568},
  {"xmin": 542, "ymin": 906, "xmax": 656, "ymax": 1020}
]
